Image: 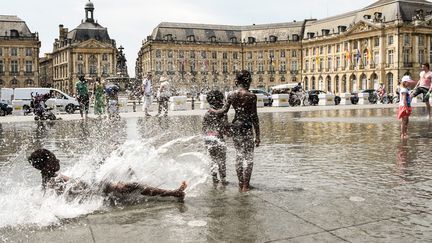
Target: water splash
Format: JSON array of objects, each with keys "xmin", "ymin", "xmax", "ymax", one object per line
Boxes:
[{"xmin": 0, "ymin": 123, "xmax": 209, "ymax": 228}]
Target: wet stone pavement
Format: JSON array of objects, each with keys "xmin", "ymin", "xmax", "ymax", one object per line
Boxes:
[{"xmin": 1, "ymin": 107, "xmax": 432, "ymax": 242}]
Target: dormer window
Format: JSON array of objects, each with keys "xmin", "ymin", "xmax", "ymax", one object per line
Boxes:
[
  {"xmin": 292, "ymin": 34, "xmax": 300, "ymax": 42},
  {"xmin": 230, "ymin": 37, "xmax": 238, "ymax": 43},
  {"xmin": 307, "ymin": 32, "xmax": 315, "ymax": 39},
  {"xmin": 337, "ymin": 25, "xmax": 347, "ymax": 33},
  {"xmin": 209, "ymin": 36, "xmax": 217, "ymax": 43},
  {"xmin": 10, "ymin": 29, "xmax": 19, "ymax": 38},
  {"xmin": 269, "ymin": 35, "xmax": 277, "ymax": 43},
  {"xmin": 321, "ymin": 29, "xmax": 330, "ymax": 36},
  {"xmin": 247, "ymin": 37, "xmax": 256, "ymax": 44},
  {"xmin": 187, "ymin": 35, "xmax": 195, "ymax": 42},
  {"xmin": 164, "ymin": 34, "xmax": 173, "ymax": 41}
]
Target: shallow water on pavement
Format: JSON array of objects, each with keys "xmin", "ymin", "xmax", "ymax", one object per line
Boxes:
[{"xmin": 0, "ymin": 107, "xmax": 432, "ymax": 241}]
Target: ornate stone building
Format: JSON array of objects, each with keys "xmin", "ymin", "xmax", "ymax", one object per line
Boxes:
[
  {"xmin": 39, "ymin": 53, "xmax": 53, "ymax": 87},
  {"xmin": 0, "ymin": 15, "xmax": 40, "ymax": 88},
  {"xmin": 50, "ymin": 1, "xmax": 117, "ymax": 94},
  {"xmin": 137, "ymin": 0, "xmax": 432, "ymax": 94}
]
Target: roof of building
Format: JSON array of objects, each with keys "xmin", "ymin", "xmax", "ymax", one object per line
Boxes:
[
  {"xmin": 303, "ymin": 0, "xmax": 432, "ymax": 39},
  {"xmin": 151, "ymin": 21, "xmax": 305, "ymax": 43},
  {"xmin": 67, "ymin": 22, "xmax": 111, "ymax": 42},
  {"xmin": 149, "ymin": 0, "xmax": 432, "ymax": 43},
  {"xmin": 0, "ymin": 15, "xmax": 34, "ymax": 38}
]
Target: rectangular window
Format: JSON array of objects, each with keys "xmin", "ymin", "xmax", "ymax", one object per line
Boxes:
[
  {"xmin": 25, "ymin": 61, "xmax": 32, "ymax": 73},
  {"xmin": 292, "ymin": 50, "xmax": 297, "ymax": 58},
  {"xmin": 320, "ymin": 46, "xmax": 324, "ymax": 55},
  {"xmin": 25, "ymin": 48, "xmax": 32, "ymax": 57},
  {"xmin": 168, "ymin": 61, "xmax": 174, "ymax": 71},
  {"xmin": 388, "ymin": 35, "xmax": 394, "ymax": 45},
  {"xmin": 168, "ymin": 50, "xmax": 173, "ymax": 58},
  {"xmin": 374, "ymin": 51, "xmax": 380, "ymax": 64},
  {"xmin": 403, "ymin": 49, "xmax": 410, "ymax": 64},
  {"xmin": 327, "ymin": 57, "xmax": 332, "ymax": 70},
  {"xmin": 11, "ymin": 48, "xmax": 18, "ymax": 56},
  {"xmin": 78, "ymin": 63, "xmax": 84, "ymax": 74},
  {"xmin": 11, "ymin": 60, "xmax": 18, "ymax": 73},
  {"xmin": 155, "ymin": 50, "xmax": 161, "ymax": 58},
  {"xmin": 419, "ymin": 35, "xmax": 425, "ymax": 46},
  {"xmin": 336, "ymin": 57, "xmax": 341, "ymax": 69},
  {"xmin": 247, "ymin": 62, "xmax": 253, "ymax": 73},
  {"xmin": 419, "ymin": 49, "xmax": 425, "ymax": 64},
  {"xmin": 0, "ymin": 60, "xmax": 3, "ymax": 72},
  {"xmin": 211, "ymin": 62, "xmax": 217, "ymax": 73},
  {"xmin": 280, "ymin": 50, "xmax": 285, "ymax": 58},
  {"xmin": 374, "ymin": 37, "xmax": 379, "ymax": 47},
  {"xmin": 102, "ymin": 64, "xmax": 109, "ymax": 75},
  {"xmin": 212, "ymin": 51, "xmax": 217, "ymax": 59},
  {"xmin": 102, "ymin": 54, "xmax": 108, "ymax": 61},
  {"xmin": 269, "ymin": 50, "xmax": 275, "ymax": 59},
  {"xmin": 0, "ymin": 47, "xmax": 2, "ymax": 56},
  {"xmin": 279, "ymin": 61, "xmax": 286, "ymax": 72},
  {"xmin": 179, "ymin": 50, "xmax": 184, "ymax": 58},
  {"xmin": 247, "ymin": 52, "xmax": 252, "ymax": 59},
  {"xmin": 258, "ymin": 62, "xmax": 264, "ymax": 72},
  {"xmin": 233, "ymin": 52, "xmax": 238, "ymax": 59},
  {"xmin": 305, "ymin": 60, "xmax": 309, "ymax": 71},
  {"xmin": 90, "ymin": 63, "xmax": 97, "ymax": 74},
  {"xmin": 223, "ymin": 62, "xmax": 228, "ymax": 73},
  {"xmin": 404, "ymin": 34, "xmax": 410, "ymax": 45},
  {"xmin": 258, "ymin": 51, "xmax": 263, "ymax": 59},
  {"xmin": 190, "ymin": 51, "xmax": 195, "ymax": 59},
  {"xmin": 336, "ymin": 44, "xmax": 341, "ymax": 53},
  {"xmin": 223, "ymin": 52, "xmax": 227, "ymax": 59},
  {"xmin": 388, "ymin": 50, "xmax": 394, "ymax": 64},
  {"xmin": 201, "ymin": 51, "xmax": 206, "ymax": 59},
  {"xmin": 291, "ymin": 60, "xmax": 298, "ymax": 71},
  {"xmin": 327, "ymin": 45, "xmax": 332, "ymax": 54}
]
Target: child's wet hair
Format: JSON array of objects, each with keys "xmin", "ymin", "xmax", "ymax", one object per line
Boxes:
[
  {"xmin": 28, "ymin": 149, "xmax": 57, "ymax": 170},
  {"xmin": 206, "ymin": 90, "xmax": 224, "ymax": 109},
  {"xmin": 236, "ymin": 70, "xmax": 252, "ymax": 89}
]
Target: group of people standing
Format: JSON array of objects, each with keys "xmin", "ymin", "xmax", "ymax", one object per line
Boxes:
[
  {"xmin": 141, "ymin": 72, "xmax": 172, "ymax": 117},
  {"xmin": 75, "ymin": 75, "xmax": 120, "ymax": 120}
]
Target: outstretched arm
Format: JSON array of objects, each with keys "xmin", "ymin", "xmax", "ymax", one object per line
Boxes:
[
  {"xmin": 211, "ymin": 94, "xmax": 232, "ymax": 115},
  {"xmin": 251, "ymin": 95, "xmax": 261, "ymax": 147}
]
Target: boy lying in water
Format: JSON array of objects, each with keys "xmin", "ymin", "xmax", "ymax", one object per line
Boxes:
[{"xmin": 28, "ymin": 149, "xmax": 187, "ymax": 201}]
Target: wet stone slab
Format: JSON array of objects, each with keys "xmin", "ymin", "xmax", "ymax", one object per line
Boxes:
[{"xmin": 331, "ymin": 212, "xmax": 432, "ymax": 242}]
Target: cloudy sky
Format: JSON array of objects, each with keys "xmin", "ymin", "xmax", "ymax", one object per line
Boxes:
[{"xmin": 3, "ymin": 0, "xmax": 377, "ymax": 76}]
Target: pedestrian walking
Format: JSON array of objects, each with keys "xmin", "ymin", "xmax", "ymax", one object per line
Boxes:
[
  {"xmin": 157, "ymin": 77, "xmax": 171, "ymax": 117},
  {"xmin": 75, "ymin": 75, "xmax": 90, "ymax": 119},
  {"xmin": 142, "ymin": 73, "xmax": 153, "ymax": 116}
]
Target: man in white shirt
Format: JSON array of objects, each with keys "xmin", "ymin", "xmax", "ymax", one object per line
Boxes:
[{"xmin": 142, "ymin": 73, "xmax": 153, "ymax": 116}]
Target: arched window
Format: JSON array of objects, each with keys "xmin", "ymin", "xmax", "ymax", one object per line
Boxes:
[
  {"xmin": 304, "ymin": 77, "xmax": 309, "ymax": 90},
  {"xmin": 25, "ymin": 79, "xmax": 34, "ymax": 86},
  {"xmin": 10, "ymin": 29, "xmax": 19, "ymax": 38},
  {"xmin": 342, "ymin": 75, "xmax": 347, "ymax": 93},
  {"xmin": 311, "ymin": 77, "xmax": 316, "ymax": 90},
  {"xmin": 335, "ymin": 76, "xmax": 340, "ymax": 93},
  {"xmin": 269, "ymin": 35, "xmax": 278, "ymax": 43},
  {"xmin": 89, "ymin": 55, "xmax": 97, "ymax": 75},
  {"xmin": 164, "ymin": 34, "xmax": 173, "ymax": 41},
  {"xmin": 187, "ymin": 35, "xmax": 195, "ymax": 42},
  {"xmin": 11, "ymin": 78, "xmax": 18, "ymax": 85},
  {"xmin": 230, "ymin": 37, "xmax": 237, "ymax": 43},
  {"xmin": 247, "ymin": 37, "xmax": 256, "ymax": 44}
]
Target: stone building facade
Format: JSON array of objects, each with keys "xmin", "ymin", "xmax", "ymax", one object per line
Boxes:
[
  {"xmin": 50, "ymin": 1, "xmax": 117, "ymax": 95},
  {"xmin": 137, "ymin": 0, "xmax": 432, "ymax": 94},
  {"xmin": 39, "ymin": 53, "xmax": 53, "ymax": 87},
  {"xmin": 0, "ymin": 15, "xmax": 40, "ymax": 88}
]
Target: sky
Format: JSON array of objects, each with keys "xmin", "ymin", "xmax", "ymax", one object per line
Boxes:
[{"xmin": 2, "ymin": 0, "xmax": 378, "ymax": 77}]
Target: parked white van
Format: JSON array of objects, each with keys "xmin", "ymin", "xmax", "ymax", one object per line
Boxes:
[{"xmin": 0, "ymin": 88, "xmax": 79, "ymax": 114}]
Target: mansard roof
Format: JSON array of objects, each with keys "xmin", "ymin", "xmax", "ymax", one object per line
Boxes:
[
  {"xmin": 151, "ymin": 21, "xmax": 304, "ymax": 43},
  {"xmin": 67, "ymin": 21, "xmax": 111, "ymax": 42},
  {"xmin": 303, "ymin": 0, "xmax": 432, "ymax": 39},
  {"xmin": 0, "ymin": 15, "xmax": 35, "ymax": 38}
]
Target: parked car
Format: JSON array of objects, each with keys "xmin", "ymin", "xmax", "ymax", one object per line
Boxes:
[
  {"xmin": 360, "ymin": 89, "xmax": 378, "ymax": 104},
  {"xmin": 304, "ymin": 90, "xmax": 341, "ymax": 106},
  {"xmin": 0, "ymin": 101, "xmax": 13, "ymax": 116},
  {"xmin": 250, "ymin": 89, "xmax": 273, "ymax": 106}
]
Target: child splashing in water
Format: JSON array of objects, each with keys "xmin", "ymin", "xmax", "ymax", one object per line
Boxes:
[
  {"xmin": 398, "ymin": 76, "xmax": 414, "ymax": 139},
  {"xmin": 28, "ymin": 149, "xmax": 187, "ymax": 201},
  {"xmin": 202, "ymin": 90, "xmax": 229, "ymax": 186}
]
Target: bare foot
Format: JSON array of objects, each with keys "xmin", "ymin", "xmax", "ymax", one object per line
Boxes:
[{"xmin": 176, "ymin": 181, "xmax": 187, "ymax": 202}]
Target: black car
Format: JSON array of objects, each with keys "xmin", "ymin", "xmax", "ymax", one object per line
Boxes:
[
  {"xmin": 250, "ymin": 89, "xmax": 273, "ymax": 106},
  {"xmin": 0, "ymin": 101, "xmax": 13, "ymax": 116},
  {"xmin": 305, "ymin": 90, "xmax": 341, "ymax": 106}
]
